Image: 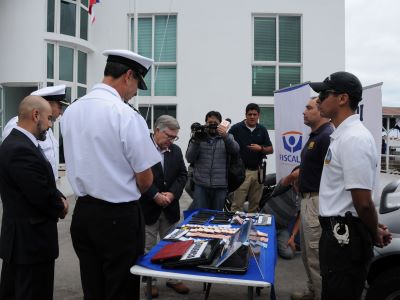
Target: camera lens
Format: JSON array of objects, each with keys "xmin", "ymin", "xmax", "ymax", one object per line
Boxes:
[{"xmin": 191, "ymin": 122, "xmax": 201, "ymax": 131}]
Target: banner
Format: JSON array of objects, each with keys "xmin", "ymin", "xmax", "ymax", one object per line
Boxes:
[
  {"xmin": 274, "ymin": 83, "xmax": 311, "ymax": 181},
  {"xmin": 359, "ymin": 83, "xmax": 383, "ymax": 203}
]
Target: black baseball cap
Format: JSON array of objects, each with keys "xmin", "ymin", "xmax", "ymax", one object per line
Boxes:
[{"xmin": 309, "ymin": 71, "xmax": 363, "ymax": 102}]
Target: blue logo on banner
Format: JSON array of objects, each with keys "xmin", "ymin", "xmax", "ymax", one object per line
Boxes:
[
  {"xmin": 279, "ymin": 131, "xmax": 303, "ymax": 163},
  {"xmin": 282, "ymin": 131, "xmax": 303, "ymax": 153}
]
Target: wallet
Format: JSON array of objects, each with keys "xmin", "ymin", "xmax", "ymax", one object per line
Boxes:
[{"xmin": 151, "ymin": 240, "xmax": 194, "ymax": 264}]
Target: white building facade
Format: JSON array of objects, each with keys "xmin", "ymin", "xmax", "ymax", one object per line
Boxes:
[{"xmin": 0, "ymin": 0, "xmax": 345, "ymax": 172}]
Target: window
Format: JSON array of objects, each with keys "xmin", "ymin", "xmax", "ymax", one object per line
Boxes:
[
  {"xmin": 47, "ymin": 43, "xmax": 88, "ymax": 103},
  {"xmin": 59, "ymin": 46, "xmax": 74, "ymax": 82},
  {"xmin": 131, "ymin": 15, "xmax": 177, "ymax": 96},
  {"xmin": 259, "ymin": 106, "xmax": 275, "ymax": 130},
  {"xmin": 139, "ymin": 105, "xmax": 177, "ymax": 130},
  {"xmin": 47, "ymin": 0, "xmax": 55, "ymax": 32},
  {"xmin": 253, "ymin": 15, "xmax": 301, "ymax": 96},
  {"xmin": 60, "ymin": 1, "xmax": 76, "ymax": 36},
  {"xmin": 48, "ymin": 0, "xmax": 89, "ymax": 41},
  {"xmin": 47, "ymin": 44, "xmax": 54, "ymax": 79},
  {"xmin": 77, "ymin": 51, "xmax": 87, "ymax": 84}
]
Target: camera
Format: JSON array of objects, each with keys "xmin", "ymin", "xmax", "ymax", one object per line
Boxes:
[{"xmin": 190, "ymin": 122, "xmax": 218, "ymax": 140}]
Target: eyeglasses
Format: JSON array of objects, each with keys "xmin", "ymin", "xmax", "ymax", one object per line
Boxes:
[
  {"xmin": 319, "ymin": 90, "xmax": 341, "ymax": 102},
  {"xmin": 163, "ymin": 131, "xmax": 179, "ymax": 142}
]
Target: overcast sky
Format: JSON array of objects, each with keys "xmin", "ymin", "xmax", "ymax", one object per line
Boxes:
[{"xmin": 345, "ymin": 0, "xmax": 400, "ymax": 107}]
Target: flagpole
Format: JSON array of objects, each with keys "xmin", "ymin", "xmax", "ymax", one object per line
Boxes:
[{"xmin": 133, "ymin": 0, "xmax": 140, "ymax": 111}]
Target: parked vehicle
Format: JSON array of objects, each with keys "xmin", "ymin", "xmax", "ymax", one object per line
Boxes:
[{"xmin": 366, "ymin": 180, "xmax": 400, "ymax": 300}]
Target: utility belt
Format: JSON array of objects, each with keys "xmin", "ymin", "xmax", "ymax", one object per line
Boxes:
[
  {"xmin": 319, "ymin": 214, "xmax": 361, "ymax": 231},
  {"xmin": 78, "ymin": 195, "xmax": 139, "ymax": 207},
  {"xmin": 300, "ymin": 192, "xmax": 319, "ymax": 198},
  {"xmin": 319, "ymin": 212, "xmax": 373, "ymax": 261},
  {"xmin": 245, "ymin": 167, "xmax": 258, "ymax": 171}
]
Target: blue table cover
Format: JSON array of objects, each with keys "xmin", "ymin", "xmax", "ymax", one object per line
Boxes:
[{"xmin": 136, "ymin": 210, "xmax": 277, "ymax": 284}]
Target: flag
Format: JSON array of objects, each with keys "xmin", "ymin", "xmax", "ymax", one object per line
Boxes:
[{"xmin": 89, "ymin": 0, "xmax": 100, "ymax": 24}]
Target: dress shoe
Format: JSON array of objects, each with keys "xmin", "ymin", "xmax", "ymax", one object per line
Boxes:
[
  {"xmin": 166, "ymin": 281, "xmax": 190, "ymax": 294},
  {"xmin": 291, "ymin": 290, "xmax": 315, "ymax": 300},
  {"xmin": 144, "ymin": 285, "xmax": 159, "ymax": 298}
]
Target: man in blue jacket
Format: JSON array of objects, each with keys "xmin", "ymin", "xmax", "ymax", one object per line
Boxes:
[{"xmin": 186, "ymin": 111, "xmax": 239, "ymax": 210}]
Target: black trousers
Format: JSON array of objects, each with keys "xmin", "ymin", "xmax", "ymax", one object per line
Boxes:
[
  {"xmin": 319, "ymin": 216, "xmax": 373, "ymax": 300},
  {"xmin": 71, "ymin": 196, "xmax": 145, "ymax": 300},
  {"xmin": 0, "ymin": 260, "xmax": 54, "ymax": 300}
]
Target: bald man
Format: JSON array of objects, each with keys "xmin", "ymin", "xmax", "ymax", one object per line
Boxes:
[
  {"xmin": 0, "ymin": 96, "xmax": 68, "ymax": 300},
  {"xmin": 2, "ymin": 85, "xmax": 68, "ymax": 180}
]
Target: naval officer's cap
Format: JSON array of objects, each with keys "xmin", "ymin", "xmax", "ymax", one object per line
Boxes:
[
  {"xmin": 31, "ymin": 84, "xmax": 69, "ymax": 106},
  {"xmin": 102, "ymin": 49, "xmax": 154, "ymax": 90}
]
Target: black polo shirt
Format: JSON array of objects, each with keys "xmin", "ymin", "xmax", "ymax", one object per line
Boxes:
[
  {"xmin": 230, "ymin": 120, "xmax": 272, "ymax": 170},
  {"xmin": 298, "ymin": 122, "xmax": 333, "ymax": 193}
]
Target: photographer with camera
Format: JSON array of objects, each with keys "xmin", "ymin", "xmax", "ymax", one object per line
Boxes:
[{"xmin": 185, "ymin": 111, "xmax": 239, "ymax": 210}]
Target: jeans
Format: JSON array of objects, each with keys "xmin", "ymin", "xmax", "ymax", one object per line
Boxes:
[
  {"xmin": 277, "ymin": 229, "xmax": 295, "ymax": 259},
  {"xmin": 192, "ymin": 184, "xmax": 227, "ymax": 211}
]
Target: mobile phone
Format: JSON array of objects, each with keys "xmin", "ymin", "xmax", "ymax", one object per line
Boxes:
[{"xmin": 220, "ymin": 119, "xmax": 230, "ymax": 128}]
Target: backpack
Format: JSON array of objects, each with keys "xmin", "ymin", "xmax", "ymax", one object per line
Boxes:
[{"xmin": 227, "ymin": 152, "xmax": 245, "ymax": 192}]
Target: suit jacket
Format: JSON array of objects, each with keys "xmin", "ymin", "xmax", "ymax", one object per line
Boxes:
[
  {"xmin": 139, "ymin": 141, "xmax": 187, "ymax": 226},
  {"xmin": 0, "ymin": 129, "xmax": 65, "ymax": 264}
]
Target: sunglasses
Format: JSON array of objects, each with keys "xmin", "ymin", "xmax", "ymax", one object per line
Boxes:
[{"xmin": 318, "ymin": 90, "xmax": 342, "ymax": 102}]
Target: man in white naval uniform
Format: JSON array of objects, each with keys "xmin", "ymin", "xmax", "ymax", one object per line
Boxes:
[
  {"xmin": 2, "ymin": 85, "xmax": 68, "ymax": 180},
  {"xmin": 61, "ymin": 49, "xmax": 161, "ymax": 300}
]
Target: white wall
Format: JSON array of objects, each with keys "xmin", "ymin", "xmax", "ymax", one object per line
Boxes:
[{"xmin": 0, "ymin": 0, "xmax": 47, "ymax": 84}]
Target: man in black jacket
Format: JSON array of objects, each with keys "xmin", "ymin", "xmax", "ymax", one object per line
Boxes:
[
  {"xmin": 0, "ymin": 95, "xmax": 68, "ymax": 300},
  {"xmin": 139, "ymin": 115, "xmax": 188, "ymax": 297}
]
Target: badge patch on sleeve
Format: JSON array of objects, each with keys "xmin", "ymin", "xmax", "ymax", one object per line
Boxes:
[
  {"xmin": 308, "ymin": 141, "xmax": 315, "ymax": 150},
  {"xmin": 324, "ymin": 148, "xmax": 332, "ymax": 165}
]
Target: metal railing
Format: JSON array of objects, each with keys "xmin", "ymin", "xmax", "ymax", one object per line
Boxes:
[{"xmin": 381, "ymin": 153, "xmax": 400, "ymax": 174}]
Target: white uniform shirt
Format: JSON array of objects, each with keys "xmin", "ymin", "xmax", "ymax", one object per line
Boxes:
[
  {"xmin": 2, "ymin": 116, "xmax": 59, "ymax": 180},
  {"xmin": 61, "ymin": 83, "xmax": 161, "ymax": 203},
  {"xmin": 319, "ymin": 114, "xmax": 377, "ymax": 217}
]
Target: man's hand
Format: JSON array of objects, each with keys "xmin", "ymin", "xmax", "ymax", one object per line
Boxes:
[
  {"xmin": 162, "ymin": 192, "xmax": 175, "ymax": 202},
  {"xmin": 248, "ymin": 144, "xmax": 262, "ymax": 152},
  {"xmin": 60, "ymin": 197, "xmax": 69, "ymax": 219},
  {"xmin": 154, "ymin": 193, "xmax": 171, "ymax": 208},
  {"xmin": 287, "ymin": 234, "xmax": 296, "ymax": 253},
  {"xmin": 217, "ymin": 125, "xmax": 228, "ymax": 138},
  {"xmin": 374, "ymin": 223, "xmax": 392, "ymax": 248}
]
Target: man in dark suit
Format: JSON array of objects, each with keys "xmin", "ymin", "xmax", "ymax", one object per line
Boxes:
[
  {"xmin": 139, "ymin": 115, "xmax": 188, "ymax": 297},
  {"xmin": 0, "ymin": 95, "xmax": 68, "ymax": 300}
]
